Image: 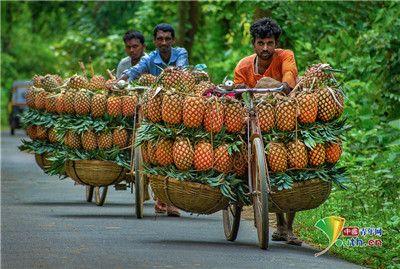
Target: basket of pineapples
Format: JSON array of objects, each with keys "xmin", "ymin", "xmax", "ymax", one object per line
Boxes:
[
  {"xmin": 20, "ymin": 65, "xmax": 138, "ymax": 187},
  {"xmin": 257, "ymin": 63, "xmax": 348, "ymax": 213},
  {"xmin": 135, "ymin": 67, "xmax": 250, "ymax": 214}
]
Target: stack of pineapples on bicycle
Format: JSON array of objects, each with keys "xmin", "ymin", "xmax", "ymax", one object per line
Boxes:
[
  {"xmin": 257, "ymin": 63, "xmax": 347, "ymax": 190},
  {"xmin": 135, "ymin": 67, "xmax": 250, "ymax": 205},
  {"xmin": 20, "ymin": 65, "xmax": 137, "ymax": 176}
]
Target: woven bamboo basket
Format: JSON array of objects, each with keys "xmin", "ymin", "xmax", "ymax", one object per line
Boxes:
[
  {"xmin": 149, "ymin": 175, "xmax": 229, "ymax": 214},
  {"xmin": 268, "ymin": 179, "xmax": 332, "ymax": 213},
  {"xmin": 65, "ymin": 160, "xmax": 126, "ymax": 187},
  {"xmin": 35, "ymin": 153, "xmax": 52, "ymax": 171}
]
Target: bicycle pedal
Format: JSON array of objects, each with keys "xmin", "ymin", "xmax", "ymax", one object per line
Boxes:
[{"xmin": 114, "ymin": 183, "xmax": 128, "ymax": 191}]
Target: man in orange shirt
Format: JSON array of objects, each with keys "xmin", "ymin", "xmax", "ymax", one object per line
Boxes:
[
  {"xmin": 234, "ymin": 18, "xmax": 302, "ymax": 246},
  {"xmin": 234, "ymin": 17, "xmax": 298, "ymax": 94}
]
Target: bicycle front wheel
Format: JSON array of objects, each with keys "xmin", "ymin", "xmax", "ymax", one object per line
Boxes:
[
  {"xmin": 251, "ymin": 137, "xmax": 269, "ymax": 250},
  {"xmin": 134, "ymin": 146, "xmax": 144, "ymax": 218},
  {"xmin": 222, "ymin": 203, "xmax": 242, "ymax": 241}
]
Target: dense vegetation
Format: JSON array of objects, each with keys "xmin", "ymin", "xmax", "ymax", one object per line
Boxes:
[{"xmin": 1, "ymin": 2, "xmax": 399, "ymax": 268}]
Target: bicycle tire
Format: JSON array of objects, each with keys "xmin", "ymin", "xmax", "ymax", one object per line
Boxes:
[{"xmin": 222, "ymin": 203, "xmax": 242, "ymax": 241}]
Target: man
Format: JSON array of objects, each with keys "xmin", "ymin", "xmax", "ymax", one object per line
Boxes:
[
  {"xmin": 234, "ymin": 18, "xmax": 301, "ymax": 246},
  {"xmin": 120, "ymin": 23, "xmax": 189, "ymax": 81},
  {"xmin": 116, "ymin": 30, "xmax": 146, "ymax": 78}
]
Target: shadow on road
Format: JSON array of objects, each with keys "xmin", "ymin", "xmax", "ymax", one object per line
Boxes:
[{"xmin": 20, "ymin": 201, "xmax": 146, "ymax": 207}]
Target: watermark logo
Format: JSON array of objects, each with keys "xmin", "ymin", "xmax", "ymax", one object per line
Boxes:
[
  {"xmin": 314, "ymin": 216, "xmax": 345, "ymax": 257},
  {"xmin": 314, "ymin": 216, "xmax": 383, "ymax": 257}
]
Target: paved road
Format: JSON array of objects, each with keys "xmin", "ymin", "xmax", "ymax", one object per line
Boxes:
[{"xmin": 1, "ymin": 131, "xmax": 364, "ymax": 269}]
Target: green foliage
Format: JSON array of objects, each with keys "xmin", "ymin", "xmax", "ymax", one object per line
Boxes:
[{"xmin": 3, "ymin": 2, "xmax": 400, "ymax": 267}]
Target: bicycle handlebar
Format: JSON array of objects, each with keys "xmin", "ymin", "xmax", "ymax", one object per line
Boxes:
[{"xmin": 213, "ymin": 85, "xmax": 284, "ymax": 95}]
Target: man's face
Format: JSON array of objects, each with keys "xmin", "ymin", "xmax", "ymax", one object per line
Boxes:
[
  {"xmin": 253, "ymin": 36, "xmax": 277, "ymax": 61},
  {"xmin": 125, "ymin": 38, "xmax": 145, "ymax": 61},
  {"xmin": 154, "ymin": 30, "xmax": 174, "ymax": 54}
]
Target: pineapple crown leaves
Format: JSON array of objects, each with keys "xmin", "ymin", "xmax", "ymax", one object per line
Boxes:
[{"xmin": 20, "ymin": 108, "xmax": 59, "ymax": 128}]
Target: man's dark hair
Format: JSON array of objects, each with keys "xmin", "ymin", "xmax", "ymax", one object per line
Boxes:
[
  {"xmin": 123, "ymin": 30, "xmax": 145, "ymax": 45},
  {"xmin": 153, "ymin": 23, "xmax": 175, "ymax": 39},
  {"xmin": 250, "ymin": 17, "xmax": 282, "ymax": 43}
]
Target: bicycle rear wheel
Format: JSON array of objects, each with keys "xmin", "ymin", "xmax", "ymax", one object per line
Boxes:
[
  {"xmin": 94, "ymin": 186, "xmax": 108, "ymax": 206},
  {"xmin": 223, "ymin": 203, "xmax": 242, "ymax": 241},
  {"xmin": 251, "ymin": 137, "xmax": 269, "ymax": 250},
  {"xmin": 134, "ymin": 146, "xmax": 144, "ymax": 218},
  {"xmin": 85, "ymin": 186, "xmax": 94, "ymax": 202}
]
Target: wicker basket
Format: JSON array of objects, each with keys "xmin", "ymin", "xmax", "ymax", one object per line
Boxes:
[
  {"xmin": 65, "ymin": 160, "xmax": 126, "ymax": 187},
  {"xmin": 269, "ymin": 179, "xmax": 332, "ymax": 213},
  {"xmin": 149, "ymin": 175, "xmax": 229, "ymax": 214},
  {"xmin": 35, "ymin": 153, "xmax": 52, "ymax": 171}
]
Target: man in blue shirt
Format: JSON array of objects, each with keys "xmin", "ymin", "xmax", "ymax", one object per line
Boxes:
[{"xmin": 120, "ymin": 23, "xmax": 189, "ymax": 81}]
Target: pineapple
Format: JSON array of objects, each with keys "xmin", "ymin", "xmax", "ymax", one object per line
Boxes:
[
  {"xmin": 64, "ymin": 90, "xmax": 76, "ymax": 114},
  {"xmin": 112, "ymin": 128, "xmax": 128, "ymax": 149},
  {"xmin": 173, "ymin": 137, "xmax": 194, "ymax": 170},
  {"xmin": 138, "ymin": 74, "xmax": 157, "ymax": 86},
  {"xmin": 183, "ymin": 95, "xmax": 205, "ymax": 128},
  {"xmin": 287, "ymin": 140, "xmax": 308, "ymax": 169},
  {"xmin": 155, "ymin": 139, "xmax": 174, "ymax": 166},
  {"xmin": 34, "ymin": 89, "xmax": 48, "ymax": 110},
  {"xmin": 179, "ymin": 70, "xmax": 196, "ymax": 93},
  {"xmin": 194, "ymin": 81, "xmax": 214, "ymax": 97},
  {"xmin": 91, "ymin": 92, "xmax": 107, "ymax": 118},
  {"xmin": 267, "ymin": 142, "xmax": 288, "ymax": 173},
  {"xmin": 193, "ymin": 141, "xmax": 214, "ymax": 171},
  {"xmin": 121, "ymin": 92, "xmax": 138, "ymax": 117},
  {"xmin": 275, "ymin": 96, "xmax": 296, "ymax": 131},
  {"xmin": 303, "ymin": 63, "xmax": 334, "ymax": 88},
  {"xmin": 55, "ymin": 91, "xmax": 66, "ymax": 114},
  {"xmin": 64, "ymin": 131, "xmax": 81, "ymax": 149},
  {"xmin": 107, "ymin": 96, "xmax": 122, "ymax": 117},
  {"xmin": 308, "ymin": 143, "xmax": 325, "ymax": 166},
  {"xmin": 297, "ymin": 90, "xmax": 318, "ymax": 124},
  {"xmin": 32, "ymin": 75, "xmax": 43, "ymax": 88},
  {"xmin": 192, "ymin": 70, "xmax": 210, "ymax": 84},
  {"xmin": 224, "ymin": 98, "xmax": 245, "ymax": 133},
  {"xmin": 68, "ymin": 75, "xmax": 88, "ymax": 89},
  {"xmin": 233, "ymin": 147, "xmax": 248, "ymax": 176},
  {"xmin": 147, "ymin": 142, "xmax": 158, "ymax": 165},
  {"xmin": 82, "ymin": 130, "xmax": 98, "ymax": 151},
  {"xmin": 325, "ymin": 142, "xmax": 342, "ymax": 164},
  {"xmin": 204, "ymin": 97, "xmax": 224, "ymax": 133},
  {"xmin": 335, "ymin": 90, "xmax": 345, "ymax": 118},
  {"xmin": 162, "ymin": 91, "xmax": 183, "ymax": 124},
  {"xmin": 97, "ymin": 131, "xmax": 113, "ymax": 150},
  {"xmin": 214, "ymin": 144, "xmax": 233, "ymax": 174},
  {"xmin": 26, "ymin": 125, "xmax": 37, "ymax": 140},
  {"xmin": 142, "ymin": 88, "xmax": 162, "ymax": 123},
  {"xmin": 35, "ymin": 126, "xmax": 48, "ymax": 141},
  {"xmin": 25, "ymin": 87, "xmax": 36, "ymax": 108},
  {"xmin": 89, "ymin": 75, "xmax": 106, "ymax": 90},
  {"xmin": 45, "ymin": 94, "xmax": 57, "ymax": 113},
  {"xmin": 257, "ymin": 97, "xmax": 275, "ymax": 132},
  {"xmin": 159, "ymin": 67, "xmax": 181, "ymax": 90},
  {"xmin": 74, "ymin": 89, "xmax": 91, "ymax": 115},
  {"xmin": 48, "ymin": 128, "xmax": 58, "ymax": 144},
  {"xmin": 317, "ymin": 87, "xmax": 337, "ymax": 122},
  {"xmin": 41, "ymin": 74, "xmax": 60, "ymax": 92},
  {"xmin": 141, "ymin": 142, "xmax": 150, "ymax": 164}
]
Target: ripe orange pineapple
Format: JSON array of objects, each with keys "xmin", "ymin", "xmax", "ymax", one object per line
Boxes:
[
  {"xmin": 162, "ymin": 92, "xmax": 183, "ymax": 124},
  {"xmin": 74, "ymin": 89, "xmax": 91, "ymax": 115},
  {"xmin": 45, "ymin": 94, "xmax": 57, "ymax": 113},
  {"xmin": 112, "ymin": 128, "xmax": 128, "ymax": 149},
  {"xmin": 334, "ymin": 90, "xmax": 345, "ymax": 118},
  {"xmin": 325, "ymin": 142, "xmax": 342, "ymax": 164},
  {"xmin": 183, "ymin": 95, "xmax": 205, "ymax": 128},
  {"xmin": 179, "ymin": 70, "xmax": 196, "ymax": 93},
  {"xmin": 26, "ymin": 87, "xmax": 36, "ymax": 108},
  {"xmin": 233, "ymin": 147, "xmax": 248, "ymax": 176},
  {"xmin": 214, "ymin": 144, "xmax": 233, "ymax": 174},
  {"xmin": 26, "ymin": 125, "xmax": 37, "ymax": 140},
  {"xmin": 89, "ymin": 75, "xmax": 106, "ymax": 90},
  {"xmin": 257, "ymin": 97, "xmax": 275, "ymax": 132},
  {"xmin": 121, "ymin": 93, "xmax": 138, "ymax": 117},
  {"xmin": 224, "ymin": 98, "xmax": 245, "ymax": 133},
  {"xmin": 297, "ymin": 90, "xmax": 318, "ymax": 124},
  {"xmin": 48, "ymin": 128, "xmax": 58, "ymax": 143},
  {"xmin": 160, "ymin": 67, "xmax": 182, "ymax": 90},
  {"xmin": 55, "ymin": 91, "xmax": 66, "ymax": 114},
  {"xmin": 308, "ymin": 143, "xmax": 325, "ymax": 166},
  {"xmin": 275, "ymin": 97, "xmax": 296, "ymax": 131},
  {"xmin": 267, "ymin": 142, "xmax": 288, "ymax": 173},
  {"xmin": 173, "ymin": 137, "xmax": 194, "ymax": 170},
  {"xmin": 302, "ymin": 63, "xmax": 334, "ymax": 88},
  {"xmin": 41, "ymin": 74, "xmax": 60, "ymax": 92},
  {"xmin": 317, "ymin": 87, "xmax": 338, "ymax": 122},
  {"xmin": 68, "ymin": 75, "xmax": 88, "ymax": 89},
  {"xmin": 35, "ymin": 126, "xmax": 48, "ymax": 141},
  {"xmin": 193, "ymin": 141, "xmax": 214, "ymax": 171},
  {"xmin": 97, "ymin": 131, "xmax": 113, "ymax": 149},
  {"xmin": 107, "ymin": 96, "xmax": 122, "ymax": 117},
  {"xmin": 204, "ymin": 97, "xmax": 224, "ymax": 133},
  {"xmin": 91, "ymin": 92, "xmax": 107, "ymax": 118},
  {"xmin": 155, "ymin": 139, "xmax": 174, "ymax": 166},
  {"xmin": 82, "ymin": 130, "xmax": 98, "ymax": 151},
  {"xmin": 287, "ymin": 140, "xmax": 308, "ymax": 169},
  {"xmin": 147, "ymin": 142, "xmax": 158, "ymax": 165},
  {"xmin": 64, "ymin": 90, "xmax": 76, "ymax": 114},
  {"xmin": 64, "ymin": 131, "xmax": 81, "ymax": 149},
  {"xmin": 34, "ymin": 89, "xmax": 48, "ymax": 110},
  {"xmin": 142, "ymin": 88, "xmax": 162, "ymax": 123}
]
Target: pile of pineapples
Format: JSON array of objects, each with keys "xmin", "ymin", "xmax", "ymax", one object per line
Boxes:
[
  {"xmin": 20, "ymin": 69, "xmax": 138, "ymax": 176},
  {"xmin": 258, "ymin": 63, "xmax": 347, "ymax": 190},
  {"xmin": 136, "ymin": 67, "xmax": 250, "ymax": 203}
]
